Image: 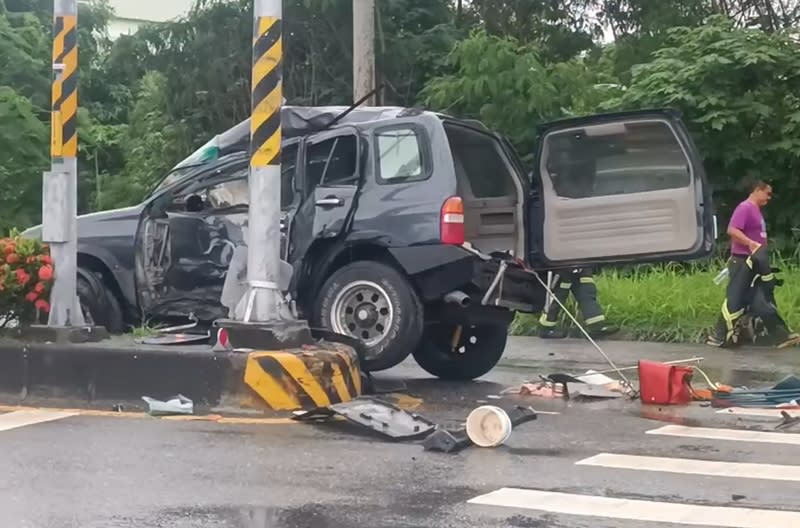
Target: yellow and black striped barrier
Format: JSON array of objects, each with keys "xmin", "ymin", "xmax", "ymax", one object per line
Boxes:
[
  {"xmin": 244, "ymin": 343, "xmax": 362, "ymax": 411},
  {"xmin": 250, "ymin": 15, "xmax": 282, "ymax": 167},
  {"xmin": 51, "ymin": 14, "xmax": 78, "ymax": 158}
]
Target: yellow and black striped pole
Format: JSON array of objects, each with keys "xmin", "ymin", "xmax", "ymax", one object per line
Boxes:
[
  {"xmin": 50, "ymin": 7, "xmax": 78, "ymax": 159},
  {"xmin": 232, "ymin": 0, "xmax": 290, "ymax": 323},
  {"xmin": 43, "ymin": 0, "xmax": 85, "ymax": 327}
]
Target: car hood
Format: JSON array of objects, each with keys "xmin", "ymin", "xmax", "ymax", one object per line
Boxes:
[{"xmin": 22, "ymin": 205, "xmax": 143, "ymax": 240}]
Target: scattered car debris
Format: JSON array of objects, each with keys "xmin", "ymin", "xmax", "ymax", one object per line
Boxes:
[
  {"xmin": 292, "ymin": 397, "xmax": 437, "ymax": 440},
  {"xmin": 423, "ymin": 428, "xmax": 473, "ymax": 453},
  {"xmin": 424, "ymin": 405, "xmax": 538, "ymax": 453},
  {"xmin": 776, "ymin": 410, "xmax": 800, "ymax": 430},
  {"xmin": 713, "ymin": 375, "xmax": 800, "ymax": 408},
  {"xmin": 566, "ymin": 383, "xmax": 625, "ymax": 400},
  {"xmin": 142, "ymin": 394, "xmax": 194, "ymax": 416},
  {"xmin": 139, "ymin": 332, "xmax": 211, "ymax": 346},
  {"xmin": 518, "ymin": 381, "xmax": 565, "ymax": 399}
]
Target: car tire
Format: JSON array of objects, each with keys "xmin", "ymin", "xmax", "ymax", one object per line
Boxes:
[
  {"xmin": 314, "ymin": 260, "xmax": 423, "ymax": 372},
  {"xmin": 77, "ymin": 269, "xmax": 124, "ymax": 333},
  {"xmin": 412, "ymin": 323, "xmax": 509, "ymax": 381}
]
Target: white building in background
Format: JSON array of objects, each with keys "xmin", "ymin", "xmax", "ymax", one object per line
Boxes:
[{"xmin": 91, "ymin": 0, "xmax": 195, "ymax": 39}]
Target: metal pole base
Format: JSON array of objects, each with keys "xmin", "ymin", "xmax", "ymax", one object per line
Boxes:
[
  {"xmin": 46, "ymin": 244, "xmax": 85, "ymax": 328},
  {"xmin": 215, "ymin": 318, "xmax": 313, "ymax": 350}
]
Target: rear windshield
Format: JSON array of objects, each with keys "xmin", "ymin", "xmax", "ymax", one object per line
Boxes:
[
  {"xmin": 444, "ymin": 123, "xmax": 517, "ymax": 199},
  {"xmin": 543, "ymin": 120, "xmax": 690, "ymax": 198}
]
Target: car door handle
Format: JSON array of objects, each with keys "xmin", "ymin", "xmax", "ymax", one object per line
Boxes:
[{"xmin": 315, "ymin": 197, "xmax": 344, "ymax": 207}]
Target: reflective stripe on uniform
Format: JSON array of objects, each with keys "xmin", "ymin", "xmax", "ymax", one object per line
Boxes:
[
  {"xmin": 560, "ymin": 282, "xmax": 572, "ymax": 289},
  {"xmin": 539, "ymin": 313, "xmax": 558, "ymax": 327},
  {"xmin": 585, "ymin": 315, "xmax": 605, "ymax": 325},
  {"xmin": 579, "ymin": 277, "xmax": 595, "ymax": 284},
  {"xmin": 721, "ymin": 300, "xmax": 745, "ymax": 341}
]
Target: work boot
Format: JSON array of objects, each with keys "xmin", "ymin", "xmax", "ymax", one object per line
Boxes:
[
  {"xmin": 775, "ymin": 331, "xmax": 800, "ymax": 349},
  {"xmin": 538, "ymin": 327, "xmax": 567, "ymax": 339},
  {"xmin": 587, "ymin": 322, "xmax": 619, "ymax": 339}
]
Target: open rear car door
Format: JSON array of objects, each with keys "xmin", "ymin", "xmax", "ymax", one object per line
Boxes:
[{"xmin": 528, "ymin": 109, "xmax": 715, "ymax": 268}]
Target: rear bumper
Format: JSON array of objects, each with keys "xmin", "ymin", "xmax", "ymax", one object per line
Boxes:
[{"xmin": 389, "ymin": 245, "xmax": 546, "ymax": 316}]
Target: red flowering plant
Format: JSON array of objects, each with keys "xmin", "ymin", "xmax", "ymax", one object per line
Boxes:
[{"xmin": 0, "ymin": 230, "xmax": 54, "ymax": 326}]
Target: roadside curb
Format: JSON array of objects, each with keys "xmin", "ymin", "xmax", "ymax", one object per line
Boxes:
[
  {"xmin": 0, "ymin": 339, "xmax": 251, "ymax": 412},
  {"xmin": 0, "ymin": 334, "xmax": 363, "ymax": 415}
]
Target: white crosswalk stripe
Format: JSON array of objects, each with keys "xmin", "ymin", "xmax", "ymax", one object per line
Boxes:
[
  {"xmin": 468, "ymin": 423, "xmax": 800, "ymax": 526},
  {"xmin": 576, "ymin": 453, "xmax": 800, "ymax": 482},
  {"xmin": 468, "ymin": 488, "xmax": 800, "ymax": 528},
  {"xmin": 716, "ymin": 407, "xmax": 796, "ymax": 418},
  {"xmin": 647, "ymin": 424, "xmax": 800, "ymax": 445},
  {"xmin": 0, "ymin": 409, "xmax": 77, "ymax": 432}
]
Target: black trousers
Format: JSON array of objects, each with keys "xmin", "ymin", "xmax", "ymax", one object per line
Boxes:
[
  {"xmin": 713, "ymin": 247, "xmax": 790, "ymax": 345},
  {"xmin": 539, "ymin": 268, "xmax": 605, "ymax": 328}
]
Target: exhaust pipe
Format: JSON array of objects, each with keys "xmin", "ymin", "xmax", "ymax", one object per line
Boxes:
[{"xmin": 444, "ymin": 290, "xmax": 471, "ymax": 307}]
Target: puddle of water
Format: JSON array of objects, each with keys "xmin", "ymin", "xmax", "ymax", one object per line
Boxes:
[{"xmin": 505, "ymin": 447, "xmax": 567, "ymax": 457}]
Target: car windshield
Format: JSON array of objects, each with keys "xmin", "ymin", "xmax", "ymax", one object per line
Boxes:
[
  {"xmin": 151, "ymin": 137, "xmax": 223, "ymax": 194},
  {"xmin": 149, "ymin": 163, "xmax": 207, "ymax": 196}
]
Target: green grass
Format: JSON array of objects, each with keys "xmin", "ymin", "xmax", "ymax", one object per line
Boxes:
[
  {"xmin": 512, "ymin": 261, "xmax": 800, "ymax": 343},
  {"xmin": 130, "ymin": 323, "xmax": 160, "ymax": 339}
]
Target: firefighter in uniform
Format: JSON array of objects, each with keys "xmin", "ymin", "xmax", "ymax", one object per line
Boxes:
[
  {"xmin": 707, "ymin": 180, "xmax": 800, "ymax": 348},
  {"xmin": 538, "ymin": 267, "xmax": 619, "ymax": 339}
]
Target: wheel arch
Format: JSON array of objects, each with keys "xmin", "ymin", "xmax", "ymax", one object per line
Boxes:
[
  {"xmin": 295, "ymin": 238, "xmax": 409, "ymax": 314},
  {"xmin": 76, "ymin": 251, "xmax": 135, "ymax": 320}
]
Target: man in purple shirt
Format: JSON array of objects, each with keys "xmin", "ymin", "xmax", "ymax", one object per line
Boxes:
[{"xmin": 708, "ymin": 181, "xmax": 800, "ymax": 348}]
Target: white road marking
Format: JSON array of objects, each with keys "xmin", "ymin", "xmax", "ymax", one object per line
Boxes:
[
  {"xmin": 577, "ymin": 453, "xmax": 800, "ymax": 482},
  {"xmin": 0, "ymin": 409, "xmax": 77, "ymax": 432},
  {"xmin": 467, "ymin": 488, "xmax": 800, "ymax": 527},
  {"xmin": 716, "ymin": 407, "xmax": 798, "ymax": 418},
  {"xmin": 646, "ymin": 425, "xmax": 800, "ymax": 446}
]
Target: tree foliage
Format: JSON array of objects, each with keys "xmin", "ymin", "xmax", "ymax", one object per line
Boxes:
[
  {"xmin": 1, "ymin": 0, "xmax": 800, "ymax": 250},
  {"xmin": 607, "ymin": 16, "xmax": 800, "ymax": 247}
]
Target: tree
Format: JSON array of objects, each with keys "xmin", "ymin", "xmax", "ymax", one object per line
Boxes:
[
  {"xmin": 421, "ymin": 31, "xmax": 620, "ymax": 157},
  {"xmin": 607, "ymin": 16, "xmax": 800, "ymax": 247},
  {"xmin": 0, "ymin": 87, "xmax": 48, "ymax": 232}
]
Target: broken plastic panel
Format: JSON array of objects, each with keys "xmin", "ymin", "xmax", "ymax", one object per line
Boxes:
[{"xmin": 293, "ymin": 397, "xmax": 436, "ymax": 440}]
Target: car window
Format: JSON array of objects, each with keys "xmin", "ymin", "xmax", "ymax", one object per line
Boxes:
[
  {"xmin": 543, "ymin": 120, "xmax": 691, "ymax": 198},
  {"xmin": 376, "ymin": 128, "xmax": 424, "ymax": 183},
  {"xmin": 306, "ymin": 134, "xmax": 358, "ymax": 188},
  {"xmin": 444, "ymin": 124, "xmax": 516, "ymax": 198},
  {"xmin": 206, "ymin": 170, "xmax": 249, "ymax": 209}
]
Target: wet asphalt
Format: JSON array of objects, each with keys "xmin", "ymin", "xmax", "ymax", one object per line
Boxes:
[{"xmin": 2, "ymin": 337, "xmax": 800, "ymax": 528}]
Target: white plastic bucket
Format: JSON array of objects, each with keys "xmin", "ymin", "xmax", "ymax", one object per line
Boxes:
[{"xmin": 465, "ymin": 405, "xmax": 513, "ymax": 447}]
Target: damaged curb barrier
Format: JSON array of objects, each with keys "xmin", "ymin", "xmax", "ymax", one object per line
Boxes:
[
  {"xmin": 0, "ymin": 339, "xmax": 251, "ymax": 411},
  {"xmin": 244, "ymin": 341, "xmax": 362, "ymax": 411}
]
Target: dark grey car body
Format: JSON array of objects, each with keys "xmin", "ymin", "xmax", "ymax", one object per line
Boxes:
[{"xmin": 23, "ymin": 105, "xmax": 715, "ymax": 378}]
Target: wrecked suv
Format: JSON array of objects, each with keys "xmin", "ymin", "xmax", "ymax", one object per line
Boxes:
[{"xmin": 24, "ymin": 106, "xmax": 715, "ymax": 380}]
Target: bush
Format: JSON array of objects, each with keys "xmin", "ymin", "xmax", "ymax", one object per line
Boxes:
[
  {"xmin": 0, "ymin": 230, "xmax": 54, "ymax": 327},
  {"xmin": 512, "ymin": 262, "xmax": 800, "ymax": 343}
]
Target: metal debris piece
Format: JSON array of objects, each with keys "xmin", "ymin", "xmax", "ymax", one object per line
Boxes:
[
  {"xmin": 293, "ymin": 397, "xmax": 436, "ymax": 440},
  {"xmin": 142, "ymin": 394, "xmax": 194, "ymax": 416},
  {"xmin": 776, "ymin": 410, "xmax": 800, "ymax": 430},
  {"xmin": 423, "ymin": 428, "xmax": 472, "ymax": 453},
  {"xmin": 139, "ymin": 332, "xmax": 210, "ymax": 346}
]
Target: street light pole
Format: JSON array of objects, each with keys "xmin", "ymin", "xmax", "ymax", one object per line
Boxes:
[
  {"xmin": 43, "ymin": 0, "xmax": 85, "ymax": 328},
  {"xmin": 352, "ymin": 0, "xmax": 376, "ymax": 105},
  {"xmin": 232, "ymin": 0, "xmax": 290, "ymax": 323}
]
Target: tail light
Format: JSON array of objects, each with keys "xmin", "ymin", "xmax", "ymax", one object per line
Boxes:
[{"xmin": 440, "ymin": 196, "xmax": 465, "ymax": 245}]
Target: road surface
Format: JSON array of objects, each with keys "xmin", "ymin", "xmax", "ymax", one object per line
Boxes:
[{"xmin": 2, "ymin": 337, "xmax": 799, "ymax": 528}]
